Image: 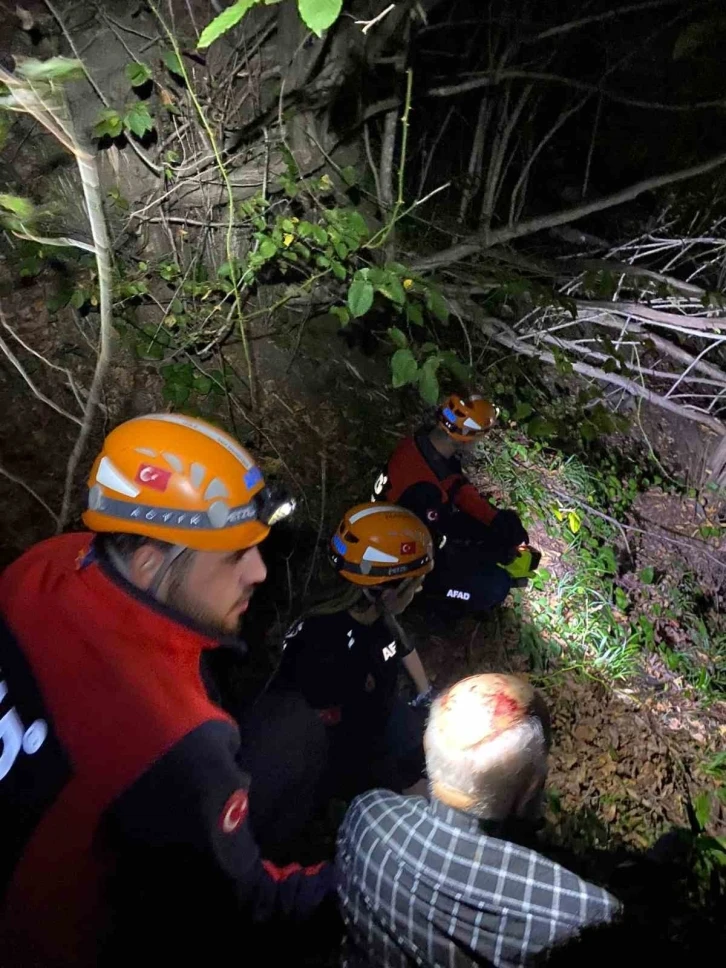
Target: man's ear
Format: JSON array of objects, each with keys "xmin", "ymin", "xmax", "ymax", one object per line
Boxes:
[{"xmin": 128, "ymin": 543, "xmax": 165, "ymax": 591}]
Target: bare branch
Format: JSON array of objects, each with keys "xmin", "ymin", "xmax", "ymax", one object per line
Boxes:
[
  {"xmin": 529, "ymin": 0, "xmax": 687, "ymax": 43},
  {"xmin": 414, "ymin": 147, "xmax": 726, "ymax": 270},
  {"xmin": 427, "ymin": 69, "xmax": 726, "ymax": 114},
  {"xmin": 1, "ymin": 316, "xmax": 88, "ymax": 412},
  {"xmin": 378, "ymin": 109, "xmax": 398, "ymax": 210},
  {"xmin": 576, "ymin": 259, "xmax": 706, "ymax": 296},
  {"xmin": 58, "ymin": 144, "xmax": 114, "ymax": 528},
  {"xmin": 459, "ymin": 98, "xmax": 488, "ymax": 222},
  {"xmin": 452, "ymin": 298, "xmax": 726, "ymax": 435},
  {"xmin": 0, "ymin": 311, "xmax": 83, "ymax": 427},
  {"xmin": 0, "ymin": 462, "xmax": 59, "ymax": 527}
]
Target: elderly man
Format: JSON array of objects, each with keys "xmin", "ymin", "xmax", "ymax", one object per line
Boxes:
[
  {"xmin": 336, "ymin": 674, "xmax": 620, "ymax": 967},
  {"xmin": 0, "ymin": 414, "xmax": 331, "ymax": 967}
]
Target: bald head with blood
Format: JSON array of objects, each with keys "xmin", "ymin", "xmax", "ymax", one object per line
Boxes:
[{"xmin": 425, "ymin": 674, "xmax": 550, "ymax": 821}]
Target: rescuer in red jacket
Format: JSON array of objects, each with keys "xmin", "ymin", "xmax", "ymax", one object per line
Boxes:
[
  {"xmin": 373, "ymin": 394, "xmax": 529, "ymax": 613},
  {"xmin": 0, "ymin": 414, "xmax": 333, "ymax": 967}
]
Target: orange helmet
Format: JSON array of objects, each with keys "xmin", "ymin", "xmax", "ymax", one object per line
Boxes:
[
  {"xmin": 330, "ymin": 502, "xmax": 434, "ymax": 586},
  {"xmin": 83, "ymin": 414, "xmax": 293, "ymax": 552},
  {"xmin": 437, "ymin": 394, "xmax": 498, "ymax": 441}
]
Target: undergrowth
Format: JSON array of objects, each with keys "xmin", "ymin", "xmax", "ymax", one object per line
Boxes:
[{"xmin": 474, "ymin": 421, "xmax": 725, "ymax": 701}]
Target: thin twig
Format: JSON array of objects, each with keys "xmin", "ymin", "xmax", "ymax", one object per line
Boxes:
[
  {"xmin": 1, "ymin": 316, "xmax": 87, "ymax": 412},
  {"xmin": 302, "ymin": 451, "xmax": 327, "ymax": 603},
  {"xmin": 0, "ymin": 312, "xmax": 82, "ymax": 426},
  {"xmin": 0, "ymin": 462, "xmax": 59, "ymax": 526},
  {"xmin": 355, "ymin": 4, "xmax": 395, "ymax": 34}
]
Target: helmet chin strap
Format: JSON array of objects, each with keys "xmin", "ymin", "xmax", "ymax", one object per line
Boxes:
[{"xmin": 148, "ymin": 545, "xmax": 190, "ymax": 599}]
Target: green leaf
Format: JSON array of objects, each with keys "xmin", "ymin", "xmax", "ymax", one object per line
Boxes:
[
  {"xmin": 93, "ymin": 108, "xmax": 123, "ymax": 139},
  {"xmin": 297, "ymin": 0, "xmax": 343, "ymax": 37},
  {"xmin": 340, "ymin": 165, "xmax": 358, "ymax": 186},
  {"xmin": 513, "ymin": 401, "xmax": 533, "ymax": 422},
  {"xmin": 614, "ymin": 587, "xmax": 629, "ymax": 611},
  {"xmin": 0, "ymin": 194, "xmax": 34, "ymax": 220},
  {"xmin": 330, "ymin": 260, "xmax": 347, "ymax": 280},
  {"xmin": 163, "ymin": 383, "xmax": 191, "ymax": 406},
  {"xmin": 15, "ymin": 57, "xmax": 83, "ymax": 82},
  {"xmin": 374, "ymin": 269, "xmax": 406, "ymax": 306},
  {"xmin": 69, "ymin": 289, "xmax": 87, "ymax": 309},
  {"xmin": 310, "ymin": 223, "xmax": 328, "ymax": 245},
  {"xmin": 693, "ymin": 791, "xmax": 712, "ymax": 831},
  {"xmin": 330, "ymin": 305, "xmax": 350, "ymax": 327},
  {"xmin": 673, "ymin": 20, "xmax": 713, "ymax": 60},
  {"xmin": 405, "ymin": 302, "xmax": 424, "ymax": 326},
  {"xmin": 46, "ymin": 287, "xmax": 72, "ymax": 312},
  {"xmin": 418, "ymin": 356, "xmax": 441, "ymax": 405},
  {"xmin": 580, "ymin": 420, "xmax": 597, "ymax": 442},
  {"xmin": 193, "ymin": 374, "xmax": 213, "ymax": 395},
  {"xmin": 387, "ymin": 327, "xmax": 408, "ymax": 349},
  {"xmin": 639, "ymin": 566, "xmax": 655, "ymax": 585},
  {"xmin": 391, "ymin": 348, "xmax": 418, "ymax": 388},
  {"xmin": 439, "ymin": 350, "xmax": 470, "ymax": 385},
  {"xmin": 345, "ymin": 210, "xmax": 369, "ymax": 241},
  {"xmin": 123, "ymin": 102, "xmax": 154, "ymax": 138},
  {"xmin": 258, "ymin": 237, "xmax": 277, "ymax": 259},
  {"xmin": 217, "ymin": 259, "xmax": 241, "ymax": 279},
  {"xmin": 163, "ymin": 51, "xmax": 184, "ymax": 76},
  {"xmin": 425, "ymin": 286, "xmax": 449, "ymax": 323},
  {"xmin": 197, "ymin": 0, "xmax": 260, "ymax": 49},
  {"xmin": 347, "ymin": 278, "xmax": 374, "ymax": 318},
  {"xmin": 567, "ymin": 511, "xmax": 581, "ymax": 535},
  {"xmin": 125, "ymin": 61, "xmax": 153, "ymax": 88},
  {"xmin": 527, "ymin": 416, "xmax": 555, "ymax": 438}
]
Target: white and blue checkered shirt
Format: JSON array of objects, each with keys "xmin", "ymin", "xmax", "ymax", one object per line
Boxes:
[{"xmin": 336, "ymin": 790, "xmax": 620, "ymax": 967}]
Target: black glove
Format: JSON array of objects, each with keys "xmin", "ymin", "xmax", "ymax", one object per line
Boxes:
[{"xmin": 487, "ymin": 509, "xmax": 529, "ymax": 553}]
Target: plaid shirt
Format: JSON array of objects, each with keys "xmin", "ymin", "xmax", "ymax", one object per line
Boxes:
[{"xmin": 336, "ymin": 790, "xmax": 620, "ymax": 968}]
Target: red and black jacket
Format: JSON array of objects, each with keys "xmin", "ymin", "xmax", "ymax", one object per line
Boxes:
[
  {"xmin": 0, "ymin": 534, "xmax": 332, "ymax": 967},
  {"xmin": 376, "ymin": 431, "xmax": 499, "ymax": 541}
]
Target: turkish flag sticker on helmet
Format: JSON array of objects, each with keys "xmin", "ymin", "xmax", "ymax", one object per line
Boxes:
[
  {"xmin": 400, "ymin": 541, "xmax": 416, "ymax": 555},
  {"xmin": 135, "ymin": 464, "xmax": 172, "ymax": 491},
  {"xmin": 220, "ymin": 789, "xmax": 249, "ymax": 834}
]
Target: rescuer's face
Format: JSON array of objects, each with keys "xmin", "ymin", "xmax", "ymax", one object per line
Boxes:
[{"xmin": 166, "ymin": 545, "xmax": 267, "ymax": 634}]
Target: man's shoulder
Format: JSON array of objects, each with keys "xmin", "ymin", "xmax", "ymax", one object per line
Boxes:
[
  {"xmin": 0, "ymin": 533, "xmax": 92, "ymax": 608},
  {"xmin": 342, "ymin": 789, "xmax": 429, "ymax": 836},
  {"xmin": 389, "ymin": 433, "xmax": 427, "ymax": 467},
  {"xmin": 1, "ymin": 532, "xmax": 91, "ymax": 577}
]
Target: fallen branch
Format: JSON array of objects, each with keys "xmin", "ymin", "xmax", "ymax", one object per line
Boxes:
[
  {"xmin": 575, "ymin": 314, "xmax": 726, "ymax": 386},
  {"xmin": 457, "ymin": 300, "xmax": 726, "ymax": 435},
  {"xmin": 414, "ymin": 147, "xmax": 726, "ymax": 270},
  {"xmin": 576, "ymin": 260, "xmax": 706, "ymax": 297},
  {"xmin": 578, "ymin": 300, "xmax": 726, "ymax": 335},
  {"xmin": 427, "ymin": 69, "xmax": 726, "ymax": 114}
]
